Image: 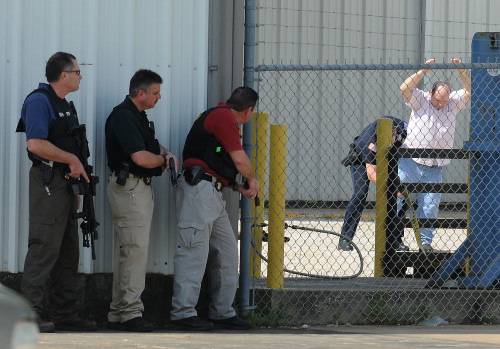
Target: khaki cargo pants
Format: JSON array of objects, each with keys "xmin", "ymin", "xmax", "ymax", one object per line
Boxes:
[{"xmin": 107, "ymin": 173, "xmax": 154, "ymax": 323}]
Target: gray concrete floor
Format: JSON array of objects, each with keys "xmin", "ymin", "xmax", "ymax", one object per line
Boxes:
[{"xmin": 37, "ymin": 325, "xmax": 500, "ymax": 349}]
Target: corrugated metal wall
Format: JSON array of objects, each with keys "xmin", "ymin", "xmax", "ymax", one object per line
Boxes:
[
  {"xmin": 255, "ymin": 0, "xmax": 500, "ymax": 72},
  {"xmin": 2, "ymin": 0, "xmax": 499, "ymax": 274},
  {"xmin": 254, "ymin": 0, "xmax": 500, "ymax": 203},
  {"xmin": 0, "ymin": 0, "xmax": 209, "ymax": 274}
]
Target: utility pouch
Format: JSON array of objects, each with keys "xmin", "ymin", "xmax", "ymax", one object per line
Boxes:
[
  {"xmin": 184, "ymin": 166, "xmax": 205, "ymax": 185},
  {"xmin": 116, "ymin": 161, "xmax": 130, "ymax": 186}
]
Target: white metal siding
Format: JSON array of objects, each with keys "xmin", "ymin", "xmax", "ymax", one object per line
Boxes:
[
  {"xmin": 0, "ymin": 0, "xmax": 209, "ymax": 274},
  {"xmin": 254, "ymin": 0, "xmax": 500, "ymax": 203}
]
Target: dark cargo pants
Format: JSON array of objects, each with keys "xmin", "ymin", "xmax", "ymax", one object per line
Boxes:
[{"xmin": 22, "ymin": 166, "xmax": 80, "ymax": 321}]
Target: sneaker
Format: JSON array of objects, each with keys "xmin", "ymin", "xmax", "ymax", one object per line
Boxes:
[
  {"xmin": 422, "ymin": 244, "xmax": 433, "ymax": 254},
  {"xmin": 396, "ymin": 243, "xmax": 410, "ymax": 252},
  {"xmin": 170, "ymin": 316, "xmax": 214, "ymax": 331},
  {"xmin": 121, "ymin": 317, "xmax": 154, "ymax": 332},
  {"xmin": 36, "ymin": 315, "xmax": 55, "ymax": 333},
  {"xmin": 210, "ymin": 316, "xmax": 252, "ymax": 330},
  {"xmin": 338, "ymin": 238, "xmax": 353, "ymax": 251},
  {"xmin": 54, "ymin": 317, "xmax": 97, "ymax": 332}
]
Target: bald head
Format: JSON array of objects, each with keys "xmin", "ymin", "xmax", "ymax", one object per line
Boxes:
[{"xmin": 430, "ymin": 81, "xmax": 451, "ymax": 110}]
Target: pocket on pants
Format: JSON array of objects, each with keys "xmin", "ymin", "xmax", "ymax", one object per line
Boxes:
[
  {"xmin": 116, "ymin": 220, "xmax": 146, "ymax": 246},
  {"xmin": 29, "ymin": 217, "xmax": 57, "ymax": 243},
  {"xmin": 177, "ymin": 221, "xmax": 206, "ymax": 248}
]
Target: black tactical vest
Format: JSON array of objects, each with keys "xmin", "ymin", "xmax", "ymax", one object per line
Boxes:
[
  {"xmin": 182, "ymin": 106, "xmax": 238, "ymax": 185},
  {"xmin": 105, "ymin": 98, "xmax": 162, "ymax": 177},
  {"xmin": 16, "ymin": 86, "xmax": 86, "ymax": 167}
]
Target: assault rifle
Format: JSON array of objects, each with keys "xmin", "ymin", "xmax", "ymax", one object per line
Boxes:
[{"xmin": 68, "ymin": 101, "xmax": 100, "ymax": 260}]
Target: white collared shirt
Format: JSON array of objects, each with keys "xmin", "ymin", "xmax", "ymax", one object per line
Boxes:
[{"xmin": 403, "ymin": 88, "xmax": 469, "ymax": 167}]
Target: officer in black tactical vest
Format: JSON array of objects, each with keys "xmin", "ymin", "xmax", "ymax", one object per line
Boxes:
[
  {"xmin": 105, "ymin": 69, "xmax": 178, "ymax": 332},
  {"xmin": 170, "ymin": 87, "xmax": 259, "ymax": 331},
  {"xmin": 17, "ymin": 52, "xmax": 97, "ymax": 333}
]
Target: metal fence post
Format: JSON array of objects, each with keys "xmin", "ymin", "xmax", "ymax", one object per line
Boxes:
[
  {"xmin": 240, "ymin": 0, "xmax": 257, "ymax": 317},
  {"xmin": 251, "ymin": 112, "xmax": 269, "ymax": 278}
]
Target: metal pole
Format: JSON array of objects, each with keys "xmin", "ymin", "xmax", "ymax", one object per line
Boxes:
[
  {"xmin": 374, "ymin": 118, "xmax": 393, "ymax": 277},
  {"xmin": 250, "ymin": 112, "xmax": 269, "ymax": 277},
  {"xmin": 239, "ymin": 0, "xmax": 257, "ymax": 317},
  {"xmin": 267, "ymin": 125, "xmax": 287, "ymax": 289}
]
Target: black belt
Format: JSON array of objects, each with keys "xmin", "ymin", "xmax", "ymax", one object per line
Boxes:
[
  {"xmin": 201, "ymin": 173, "xmax": 223, "ymax": 192},
  {"xmin": 114, "ymin": 171, "xmax": 152, "ymax": 185},
  {"xmin": 32, "ymin": 162, "xmax": 68, "ymax": 170},
  {"xmin": 131, "ymin": 173, "xmax": 152, "ymax": 185},
  {"xmin": 201, "ymin": 173, "xmax": 213, "ymax": 182}
]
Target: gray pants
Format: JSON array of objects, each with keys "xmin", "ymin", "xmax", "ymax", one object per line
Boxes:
[
  {"xmin": 170, "ymin": 177, "xmax": 238, "ymax": 321},
  {"xmin": 107, "ymin": 173, "xmax": 154, "ymax": 323},
  {"xmin": 22, "ymin": 166, "xmax": 80, "ymax": 321}
]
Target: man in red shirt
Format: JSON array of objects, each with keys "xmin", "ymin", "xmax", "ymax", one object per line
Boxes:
[{"xmin": 170, "ymin": 87, "xmax": 259, "ymax": 331}]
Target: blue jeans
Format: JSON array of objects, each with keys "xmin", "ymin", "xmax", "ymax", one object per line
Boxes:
[
  {"xmin": 398, "ymin": 158, "xmax": 443, "ymax": 245},
  {"xmin": 341, "ymin": 163, "xmax": 370, "ymax": 240}
]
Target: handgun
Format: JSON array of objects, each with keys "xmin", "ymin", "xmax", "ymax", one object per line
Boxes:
[
  {"xmin": 244, "ymin": 181, "xmax": 260, "ymax": 206},
  {"xmin": 168, "ymin": 157, "xmax": 178, "ymax": 188}
]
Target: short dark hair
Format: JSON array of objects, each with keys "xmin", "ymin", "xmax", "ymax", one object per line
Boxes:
[
  {"xmin": 226, "ymin": 86, "xmax": 259, "ymax": 112},
  {"xmin": 431, "ymin": 81, "xmax": 451, "ymax": 95},
  {"xmin": 129, "ymin": 69, "xmax": 163, "ymax": 97},
  {"xmin": 45, "ymin": 52, "xmax": 76, "ymax": 83}
]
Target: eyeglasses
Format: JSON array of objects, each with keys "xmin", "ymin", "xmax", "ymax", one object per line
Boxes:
[{"xmin": 65, "ymin": 70, "xmax": 81, "ymax": 76}]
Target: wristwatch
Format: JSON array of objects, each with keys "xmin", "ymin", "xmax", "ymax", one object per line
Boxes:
[{"xmin": 161, "ymin": 154, "xmax": 168, "ymax": 167}]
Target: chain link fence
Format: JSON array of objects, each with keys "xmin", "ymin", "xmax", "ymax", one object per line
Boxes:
[{"xmin": 247, "ymin": 62, "xmax": 500, "ymax": 325}]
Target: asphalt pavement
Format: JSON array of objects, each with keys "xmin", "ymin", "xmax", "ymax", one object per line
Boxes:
[{"xmin": 37, "ymin": 324, "xmax": 500, "ymax": 349}]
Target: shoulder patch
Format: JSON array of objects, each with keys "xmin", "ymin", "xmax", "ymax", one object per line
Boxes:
[{"xmin": 368, "ymin": 143, "xmax": 377, "ymax": 152}]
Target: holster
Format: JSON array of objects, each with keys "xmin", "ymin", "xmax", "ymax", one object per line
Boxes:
[
  {"xmin": 341, "ymin": 142, "xmax": 361, "ymax": 167},
  {"xmin": 184, "ymin": 166, "xmax": 205, "ymax": 185},
  {"xmin": 40, "ymin": 163, "xmax": 53, "ymax": 186}
]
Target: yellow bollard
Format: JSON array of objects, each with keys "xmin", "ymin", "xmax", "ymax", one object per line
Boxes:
[
  {"xmin": 374, "ymin": 118, "xmax": 394, "ymax": 277},
  {"xmin": 267, "ymin": 125, "xmax": 287, "ymax": 289},
  {"xmin": 251, "ymin": 112, "xmax": 269, "ymax": 278}
]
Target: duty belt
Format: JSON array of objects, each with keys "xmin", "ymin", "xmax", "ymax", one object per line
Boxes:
[
  {"xmin": 114, "ymin": 171, "xmax": 152, "ymax": 185},
  {"xmin": 132, "ymin": 173, "xmax": 152, "ymax": 185},
  {"xmin": 32, "ymin": 162, "xmax": 68, "ymax": 171},
  {"xmin": 201, "ymin": 173, "xmax": 224, "ymax": 192}
]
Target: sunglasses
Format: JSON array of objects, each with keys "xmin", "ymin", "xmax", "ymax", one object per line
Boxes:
[{"xmin": 65, "ymin": 70, "xmax": 81, "ymax": 76}]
